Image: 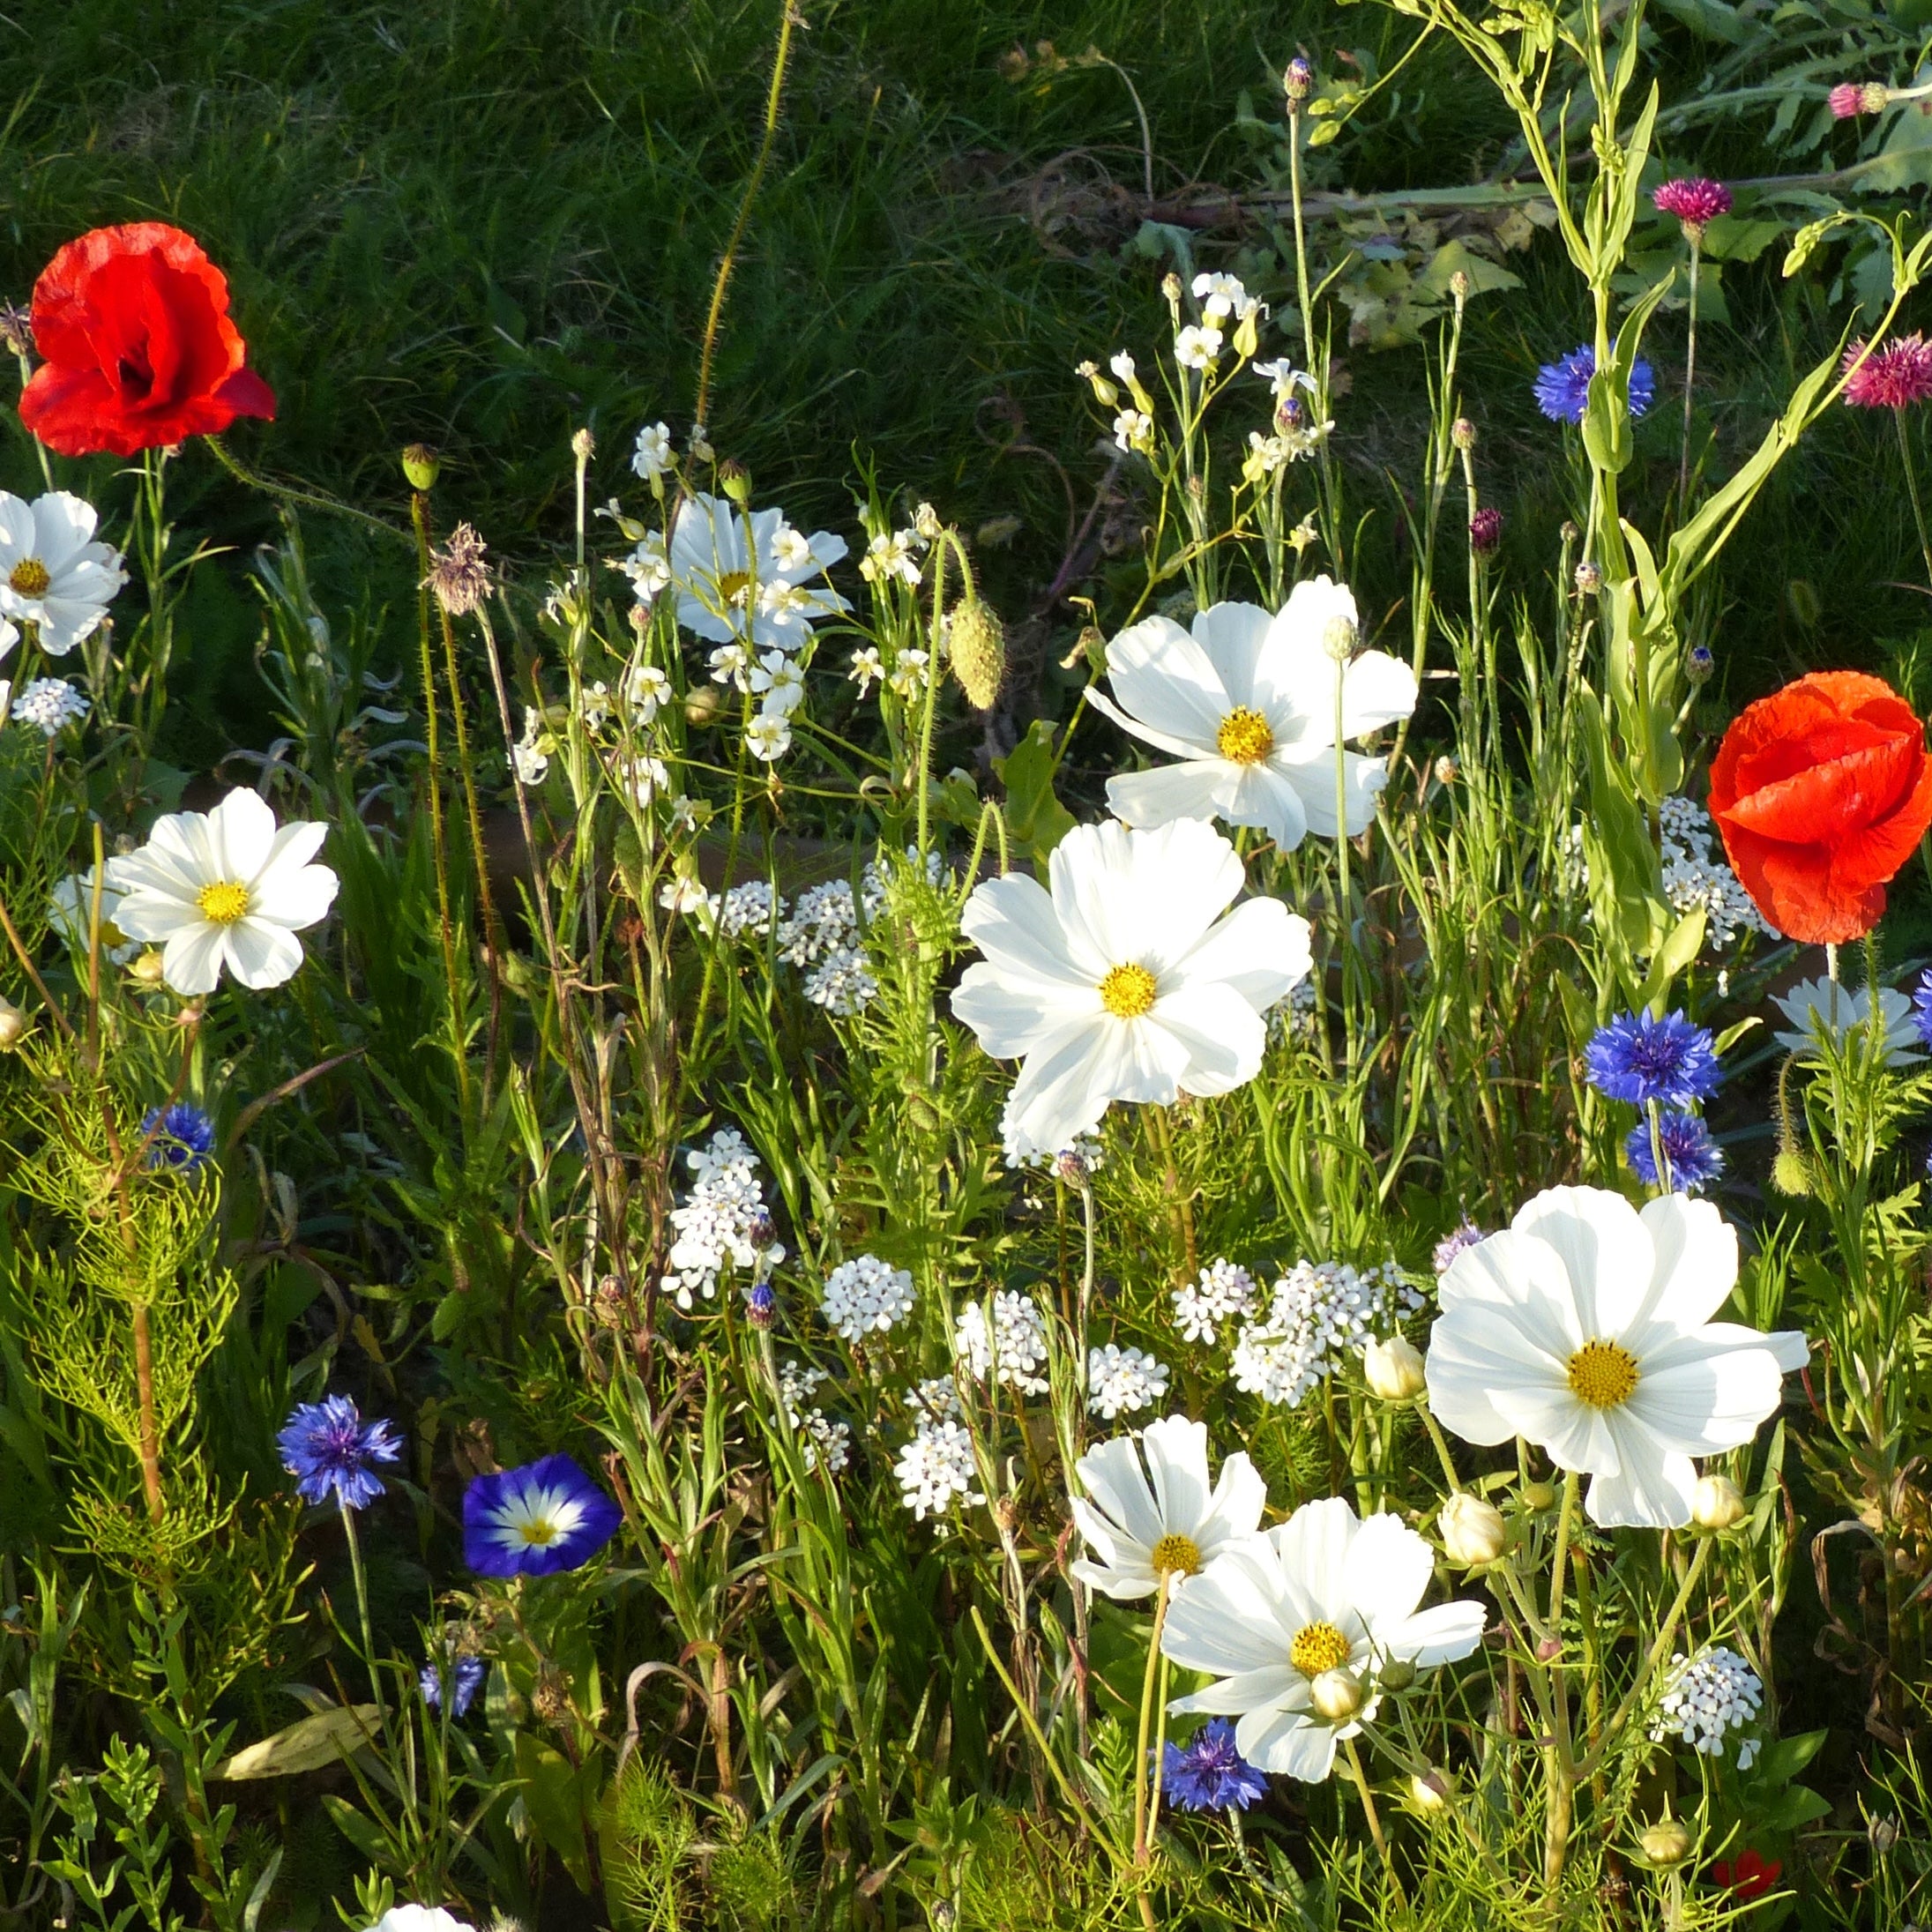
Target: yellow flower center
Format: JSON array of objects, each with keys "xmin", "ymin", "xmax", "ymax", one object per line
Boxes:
[
  {"xmin": 196, "ymin": 880, "xmax": 250, "ymax": 926},
  {"xmin": 519, "ymin": 1516, "xmax": 558, "ymax": 1547},
  {"xmin": 1151, "ymin": 1533, "xmax": 1202, "ymax": 1578},
  {"xmin": 8, "ymin": 557, "xmax": 50, "ymax": 599},
  {"xmin": 1099, "ymin": 962, "xmax": 1158, "ymax": 1018},
  {"xmin": 1215, "ymin": 705, "xmax": 1275, "ymax": 765},
  {"xmin": 717, "ymin": 569, "xmax": 752, "ymax": 606},
  {"xmin": 1566, "ymin": 1338, "xmax": 1640, "ymax": 1410},
  {"xmin": 1290, "ymin": 1622, "xmax": 1352, "ymax": 1677}
]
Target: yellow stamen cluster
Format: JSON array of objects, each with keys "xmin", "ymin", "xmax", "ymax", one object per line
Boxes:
[
  {"xmin": 1099, "ymin": 962, "xmax": 1158, "ymax": 1018},
  {"xmin": 1290, "ymin": 1622, "xmax": 1352, "ymax": 1677},
  {"xmin": 1151, "ymin": 1533, "xmax": 1203, "ymax": 1578},
  {"xmin": 1215, "ymin": 705, "xmax": 1275, "ymax": 765},
  {"xmin": 8, "ymin": 557, "xmax": 50, "ymax": 598},
  {"xmin": 196, "ymin": 880, "xmax": 250, "ymax": 926},
  {"xmin": 1566, "ymin": 1338, "xmax": 1640, "ymax": 1410}
]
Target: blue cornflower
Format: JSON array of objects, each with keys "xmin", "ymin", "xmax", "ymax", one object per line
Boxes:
[
  {"xmin": 1162, "ymin": 1719, "xmax": 1270, "ymax": 1813},
  {"xmin": 1533, "ymin": 344, "xmax": 1655, "ymax": 425},
  {"xmin": 1912, "ymin": 966, "xmax": 1932, "ymax": 1052},
  {"xmin": 420, "ymin": 1652, "xmax": 487, "ymax": 1717},
  {"xmin": 1585, "ymin": 1011, "xmax": 1722, "ymax": 1108},
  {"xmin": 143, "ymin": 1102, "xmax": 215, "ymax": 1173},
  {"xmin": 745, "ymin": 1279, "xmax": 776, "ymax": 1329},
  {"xmin": 1625, "ymin": 1112, "xmax": 1726, "ymax": 1193},
  {"xmin": 463, "ymin": 1454, "xmax": 623, "ymax": 1578},
  {"xmin": 277, "ymin": 1395, "xmax": 402, "ymax": 1511}
]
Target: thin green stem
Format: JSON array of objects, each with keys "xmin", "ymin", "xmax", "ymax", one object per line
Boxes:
[
  {"xmin": 1679, "ymin": 237, "xmax": 1700, "ymax": 510},
  {"xmin": 1894, "ymin": 407, "xmax": 1932, "ymax": 591},
  {"xmin": 1132, "ymin": 1572, "xmax": 1174, "ymax": 1866}
]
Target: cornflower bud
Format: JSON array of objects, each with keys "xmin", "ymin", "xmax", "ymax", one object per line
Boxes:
[
  {"xmin": 1451, "ymin": 416, "xmax": 1477, "ymax": 451},
  {"xmin": 401, "ymin": 443, "xmax": 440, "ymax": 490},
  {"xmin": 1469, "ymin": 506, "xmax": 1504, "ymax": 556},
  {"xmin": 746, "ymin": 1280, "xmax": 776, "ymax": 1330},
  {"xmin": 1284, "ymin": 55, "xmax": 1313, "ymax": 101},
  {"xmin": 1362, "ymin": 1334, "xmax": 1426, "ymax": 1401},
  {"xmin": 1438, "ymin": 1491, "xmax": 1507, "ymax": 1566},
  {"xmin": 1449, "ymin": 268, "xmax": 1473, "ymax": 303},
  {"xmin": 1686, "ymin": 642, "xmax": 1714, "ymax": 686},
  {"xmin": 1575, "ymin": 561, "xmax": 1602, "ymax": 596},
  {"xmin": 0, "ymin": 993, "xmax": 25, "ymax": 1049},
  {"xmin": 1639, "ymin": 1819, "xmax": 1693, "ymax": 1868},
  {"xmin": 1309, "ymin": 1668, "xmax": 1363, "ymax": 1721},
  {"xmin": 1690, "ymin": 1473, "xmax": 1746, "ymax": 1532},
  {"xmin": 1054, "ymin": 1146, "xmax": 1092, "ymax": 1189},
  {"xmin": 720, "ymin": 459, "xmax": 752, "ymax": 506}
]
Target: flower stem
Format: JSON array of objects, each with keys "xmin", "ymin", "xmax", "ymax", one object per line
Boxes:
[
  {"xmin": 1894, "ymin": 407, "xmax": 1932, "ymax": 592},
  {"xmin": 1132, "ymin": 1571, "xmax": 1174, "ymax": 1867},
  {"xmin": 1678, "ymin": 239, "xmax": 1700, "ymax": 510},
  {"xmin": 1341, "ymin": 1736, "xmax": 1402, "ymax": 1901}
]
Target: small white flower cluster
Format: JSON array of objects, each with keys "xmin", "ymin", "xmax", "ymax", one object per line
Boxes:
[
  {"xmin": 1229, "ymin": 1259, "xmax": 1425, "ymax": 1409},
  {"xmin": 776, "ymin": 1359, "xmax": 850, "ymax": 1474},
  {"xmin": 955, "ymin": 1290, "xmax": 1050, "ymax": 1396},
  {"xmin": 1086, "ymin": 1343, "xmax": 1171, "ymax": 1420},
  {"xmin": 714, "ymin": 880, "xmax": 782, "ymax": 940},
  {"xmin": 661, "ymin": 1128, "xmax": 783, "ymax": 1312},
  {"xmin": 1660, "ymin": 795, "xmax": 1778, "ymax": 949},
  {"xmin": 893, "ymin": 1416, "xmax": 982, "ymax": 1520},
  {"xmin": 1652, "ymin": 1645, "xmax": 1764, "ymax": 1770},
  {"xmin": 513, "ymin": 706, "xmax": 550, "ymax": 787},
  {"xmin": 858, "ymin": 520, "xmax": 931, "ymax": 589},
  {"xmin": 907, "ymin": 1375, "xmax": 961, "ymax": 1422},
  {"xmin": 10, "ymin": 677, "xmax": 89, "ymax": 736},
  {"xmin": 1173, "ymin": 1258, "xmax": 1261, "ymax": 1344},
  {"xmin": 820, "ymin": 1254, "xmax": 916, "ymax": 1342}
]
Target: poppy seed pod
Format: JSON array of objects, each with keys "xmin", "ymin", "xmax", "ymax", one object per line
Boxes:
[
  {"xmin": 401, "ymin": 443, "xmax": 440, "ymax": 490},
  {"xmin": 949, "ymin": 599, "xmax": 1006, "ymax": 711},
  {"xmin": 1438, "ymin": 1492, "xmax": 1507, "ymax": 1566}
]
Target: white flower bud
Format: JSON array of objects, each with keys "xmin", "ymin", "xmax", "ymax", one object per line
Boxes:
[
  {"xmin": 1309, "ymin": 1668, "xmax": 1363, "ymax": 1721},
  {"xmin": 1409, "ymin": 1768, "xmax": 1452, "ymax": 1810},
  {"xmin": 1363, "ymin": 1335, "xmax": 1426, "ymax": 1402},
  {"xmin": 0, "ymin": 993, "xmax": 25, "ymax": 1049},
  {"xmin": 1438, "ymin": 1492, "xmax": 1507, "ymax": 1567},
  {"xmin": 1322, "ymin": 614, "xmax": 1357, "ymax": 662},
  {"xmin": 1690, "ymin": 1473, "xmax": 1746, "ymax": 1532}
]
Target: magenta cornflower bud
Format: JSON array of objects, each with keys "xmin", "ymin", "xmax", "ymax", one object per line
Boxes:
[
  {"xmin": 1843, "ymin": 333, "xmax": 1932, "ymax": 410},
  {"xmin": 1284, "ymin": 55, "xmax": 1313, "ymax": 101},
  {"xmin": 1831, "ymin": 80, "xmax": 1889, "ymax": 117},
  {"xmin": 1468, "ymin": 506, "xmax": 1503, "ymax": 556},
  {"xmin": 1652, "ymin": 177, "xmax": 1732, "ymax": 242}
]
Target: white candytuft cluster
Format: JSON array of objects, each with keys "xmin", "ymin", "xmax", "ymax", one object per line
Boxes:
[
  {"xmin": 1173, "ymin": 1257, "xmax": 1261, "ymax": 1343},
  {"xmin": 955, "ymin": 1290, "xmax": 1050, "ymax": 1396},
  {"xmin": 1086, "ymin": 1344, "xmax": 1171, "ymax": 1420},
  {"xmin": 820, "ymin": 1255, "xmax": 916, "ymax": 1342},
  {"xmin": 713, "ymin": 880, "xmax": 783, "ymax": 940},
  {"xmin": 907, "ymin": 1375, "xmax": 962, "ymax": 1423},
  {"xmin": 10, "ymin": 677, "xmax": 90, "ymax": 736},
  {"xmin": 661, "ymin": 1129, "xmax": 783, "ymax": 1312},
  {"xmin": 893, "ymin": 1418, "xmax": 983, "ymax": 1520},
  {"xmin": 1229, "ymin": 1259, "xmax": 1425, "ymax": 1409},
  {"xmin": 1659, "ymin": 795, "xmax": 1778, "ymax": 949},
  {"xmin": 777, "ymin": 1359, "xmax": 851, "ymax": 1474},
  {"xmin": 802, "ymin": 949, "xmax": 878, "ymax": 1017},
  {"xmin": 1652, "ymin": 1645, "xmax": 1764, "ymax": 1769}
]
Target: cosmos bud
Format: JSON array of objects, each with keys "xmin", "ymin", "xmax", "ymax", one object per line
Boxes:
[
  {"xmin": 1690, "ymin": 1473, "xmax": 1746, "ymax": 1532},
  {"xmin": 1410, "ymin": 1768, "xmax": 1453, "ymax": 1810},
  {"xmin": 1438, "ymin": 1492, "xmax": 1507, "ymax": 1567},
  {"xmin": 1639, "ymin": 1819, "xmax": 1693, "ymax": 1868},
  {"xmin": 0, "ymin": 993, "xmax": 25, "ymax": 1049},
  {"xmin": 1519, "ymin": 1480, "xmax": 1556, "ymax": 1512},
  {"xmin": 1363, "ymin": 1335, "xmax": 1426, "ymax": 1402},
  {"xmin": 129, "ymin": 950, "xmax": 168, "ymax": 988},
  {"xmin": 1309, "ymin": 1669, "xmax": 1363, "ymax": 1721},
  {"xmin": 1377, "ymin": 1656, "xmax": 1417, "ymax": 1692}
]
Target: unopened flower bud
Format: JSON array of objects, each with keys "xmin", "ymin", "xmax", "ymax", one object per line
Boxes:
[
  {"xmin": 720, "ymin": 459, "xmax": 751, "ymax": 505},
  {"xmin": 684, "ymin": 684, "xmax": 725, "ymax": 727},
  {"xmin": 1284, "ymin": 55, "xmax": 1314, "ymax": 101},
  {"xmin": 1449, "ymin": 268, "xmax": 1473, "ymax": 302},
  {"xmin": 1520, "ymin": 1480, "xmax": 1556, "ymax": 1512},
  {"xmin": 1574, "ymin": 561, "xmax": 1602, "ymax": 596},
  {"xmin": 1161, "ymin": 272, "xmax": 1183, "ymax": 305},
  {"xmin": 1639, "ymin": 1819, "xmax": 1693, "ymax": 1868},
  {"xmin": 531, "ymin": 1672, "xmax": 571, "ymax": 1725},
  {"xmin": 1469, "ymin": 506, "xmax": 1504, "ymax": 556},
  {"xmin": 1309, "ymin": 1669, "xmax": 1363, "ymax": 1721},
  {"xmin": 1433, "ymin": 755, "xmax": 1458, "ymax": 786},
  {"xmin": 914, "ymin": 501, "xmax": 943, "ymax": 541},
  {"xmin": 1438, "ymin": 1491, "xmax": 1507, "ymax": 1567},
  {"xmin": 129, "ymin": 950, "xmax": 168, "ymax": 987},
  {"xmin": 1860, "ymin": 81, "xmax": 1891, "ymax": 116},
  {"xmin": 0, "ymin": 993, "xmax": 25, "ymax": 1049},
  {"xmin": 1377, "ymin": 1656, "xmax": 1417, "ymax": 1693},
  {"xmin": 690, "ymin": 423, "xmax": 715, "ymax": 463},
  {"xmin": 1772, "ymin": 1146, "xmax": 1812, "ymax": 1197},
  {"xmin": 1691, "ymin": 1473, "xmax": 1746, "ymax": 1532},
  {"xmin": 0, "ymin": 303, "xmax": 31, "ymax": 360},
  {"xmin": 570, "ymin": 427, "xmax": 595, "ymax": 466},
  {"xmin": 745, "ymin": 1280, "xmax": 776, "ymax": 1330},
  {"xmin": 1054, "ymin": 1146, "xmax": 1092, "ymax": 1189},
  {"xmin": 1410, "ymin": 1768, "xmax": 1454, "ymax": 1810},
  {"xmin": 1560, "ymin": 518, "xmax": 1580, "ymax": 545},
  {"xmin": 1451, "ymin": 416, "xmax": 1477, "ymax": 451},
  {"xmin": 1870, "ymin": 1815, "xmax": 1901, "ymax": 1854},
  {"xmin": 1363, "ymin": 1335, "xmax": 1426, "ymax": 1402},
  {"xmin": 948, "ymin": 599, "xmax": 1007, "ymax": 711},
  {"xmin": 401, "ymin": 443, "xmax": 440, "ymax": 490},
  {"xmin": 1322, "ymin": 614, "xmax": 1357, "ymax": 663},
  {"xmin": 1685, "ymin": 642, "xmax": 1714, "ymax": 686}
]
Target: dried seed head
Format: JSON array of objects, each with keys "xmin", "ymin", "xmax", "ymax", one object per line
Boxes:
[
  {"xmin": 571, "ymin": 426, "xmax": 595, "ymax": 465},
  {"xmin": 0, "ymin": 303, "xmax": 33, "ymax": 360},
  {"xmin": 428, "ymin": 523, "xmax": 493, "ymax": 615},
  {"xmin": 948, "ymin": 599, "xmax": 1007, "ymax": 711},
  {"xmin": 720, "ymin": 458, "xmax": 752, "ymax": 506}
]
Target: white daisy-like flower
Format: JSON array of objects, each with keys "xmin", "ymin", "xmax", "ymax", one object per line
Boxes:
[
  {"xmin": 848, "ymin": 646, "xmax": 884, "ymax": 695},
  {"xmin": 1772, "ymin": 976, "xmax": 1920, "ymax": 1066},
  {"xmin": 860, "ymin": 530, "xmax": 922, "ymax": 587},
  {"xmin": 1425, "ymin": 1186, "xmax": 1810, "ymax": 1528},
  {"xmin": 1114, "ymin": 408, "xmax": 1154, "ymax": 454},
  {"xmin": 951, "ymin": 816, "xmax": 1312, "ymax": 1162},
  {"xmin": 579, "ymin": 680, "xmax": 615, "ymax": 730},
  {"xmin": 1087, "ymin": 581, "xmax": 1418, "ymax": 852},
  {"xmin": 48, "ymin": 866, "xmax": 137, "ymax": 966},
  {"xmin": 1162, "ymin": 1496, "xmax": 1488, "ymax": 1780},
  {"xmin": 1070, "ymin": 1414, "xmax": 1265, "ymax": 1600},
  {"xmin": 617, "ymin": 533, "xmax": 672, "ymax": 600},
  {"xmin": 670, "ymin": 493, "xmax": 849, "ymax": 653},
  {"xmin": 885, "ymin": 648, "xmax": 930, "ymax": 701},
  {"xmin": 1192, "ymin": 272, "xmax": 1259, "ymax": 323},
  {"xmin": 745, "ymin": 714, "xmax": 792, "ymax": 763},
  {"xmin": 1086, "ymin": 1343, "xmax": 1172, "ymax": 1420},
  {"xmin": 631, "ymin": 421, "xmax": 675, "ymax": 481},
  {"xmin": 1175, "ymin": 324, "xmax": 1223, "ymax": 370},
  {"xmin": 0, "ymin": 490, "xmax": 126, "ymax": 655},
  {"xmin": 105, "ymin": 788, "xmax": 339, "ymax": 996}
]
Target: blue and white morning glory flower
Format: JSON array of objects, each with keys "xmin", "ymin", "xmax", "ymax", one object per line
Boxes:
[{"xmin": 462, "ymin": 1453, "xmax": 623, "ymax": 1578}]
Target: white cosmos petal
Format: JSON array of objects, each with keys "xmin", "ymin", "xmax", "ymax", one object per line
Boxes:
[
  {"xmin": 1630, "ymin": 1192, "xmax": 1742, "ymax": 1342},
  {"xmin": 1167, "ymin": 1665, "xmax": 1305, "ymax": 1716},
  {"xmin": 1237, "ymin": 1706, "xmax": 1340, "ymax": 1781},
  {"xmin": 225, "ymin": 919, "xmax": 304, "ymax": 989},
  {"xmin": 1190, "ymin": 601, "xmax": 1274, "ymax": 708},
  {"xmin": 247, "ymin": 862, "xmax": 339, "ymax": 930},
  {"xmin": 1105, "ymin": 757, "xmax": 1244, "ymax": 832},
  {"xmin": 1511, "ymin": 1186, "xmax": 1654, "ymax": 1337},
  {"xmin": 1268, "ymin": 742, "xmax": 1388, "ymax": 837},
  {"xmin": 1140, "ymin": 1416, "xmax": 1212, "ymax": 1533},
  {"xmin": 1341, "ymin": 1512, "xmax": 1432, "ymax": 1633},
  {"xmin": 951, "ymin": 967, "xmax": 1093, "ymax": 1059},
  {"xmin": 1382, "ymin": 1601, "xmax": 1488, "ymax": 1666},
  {"xmin": 1222, "ymin": 761, "xmax": 1315, "ymax": 849},
  {"xmin": 1585, "ymin": 1441, "xmax": 1697, "ymax": 1529},
  {"xmin": 0, "ymin": 496, "xmax": 34, "ymax": 558},
  {"xmin": 1200, "ymin": 1451, "xmax": 1270, "ymax": 1550},
  {"xmin": 1086, "ymin": 682, "xmax": 1216, "ymax": 764},
  {"xmin": 1625, "ymin": 1346, "xmax": 1791, "ymax": 1452},
  {"xmin": 1339, "ymin": 650, "xmax": 1421, "ymax": 735},
  {"xmin": 1250, "ymin": 576, "xmax": 1357, "ymax": 735},
  {"xmin": 1168, "ymin": 897, "xmax": 1310, "ymax": 1013},
  {"xmin": 1152, "ymin": 981, "xmax": 1266, "ymax": 1095},
  {"xmin": 958, "ymin": 872, "xmax": 1099, "ymax": 991},
  {"xmin": 1269, "ymin": 1498, "xmax": 1361, "ymax": 1620},
  {"xmin": 999, "ymin": 1013, "xmax": 1120, "ymax": 1155},
  {"xmin": 31, "ymin": 491, "xmax": 97, "ymax": 571},
  {"xmin": 160, "ymin": 922, "xmax": 229, "ymax": 997},
  {"xmin": 1101, "ymin": 615, "xmax": 1231, "ymax": 748}
]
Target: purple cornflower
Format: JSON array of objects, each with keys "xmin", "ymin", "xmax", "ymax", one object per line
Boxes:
[
  {"xmin": 1585, "ymin": 1011, "xmax": 1722, "ymax": 1108},
  {"xmin": 463, "ymin": 1454, "xmax": 623, "ymax": 1578},
  {"xmin": 277, "ymin": 1396, "xmax": 402, "ymax": 1511},
  {"xmin": 1843, "ymin": 334, "xmax": 1932, "ymax": 412},
  {"xmin": 1433, "ymin": 1221, "xmax": 1487, "ymax": 1276},
  {"xmin": 420, "ymin": 1652, "xmax": 487, "ymax": 1717},
  {"xmin": 1534, "ymin": 345, "xmax": 1655, "ymax": 426},
  {"xmin": 1469, "ymin": 506, "xmax": 1504, "ymax": 556},
  {"xmin": 143, "ymin": 1102, "xmax": 215, "ymax": 1173},
  {"xmin": 1162, "ymin": 1719, "xmax": 1270, "ymax": 1812},
  {"xmin": 1625, "ymin": 1112, "xmax": 1725, "ymax": 1193},
  {"xmin": 1652, "ymin": 177, "xmax": 1732, "ymax": 242}
]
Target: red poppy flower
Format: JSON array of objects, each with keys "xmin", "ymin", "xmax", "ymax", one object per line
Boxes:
[
  {"xmin": 1712, "ymin": 1849, "xmax": 1782, "ymax": 1902},
  {"xmin": 1707, "ymin": 670, "xmax": 1932, "ymax": 945},
  {"xmin": 18, "ymin": 223, "xmax": 275, "ymax": 458}
]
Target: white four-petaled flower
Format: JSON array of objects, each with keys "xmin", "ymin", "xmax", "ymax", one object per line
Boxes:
[
  {"xmin": 951, "ymin": 817, "xmax": 1310, "ymax": 1160},
  {"xmin": 1087, "ymin": 580, "xmax": 1417, "ymax": 852}
]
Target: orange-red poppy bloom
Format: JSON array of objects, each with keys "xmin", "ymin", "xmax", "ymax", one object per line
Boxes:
[
  {"xmin": 1712, "ymin": 1849, "xmax": 1781, "ymax": 1902},
  {"xmin": 1707, "ymin": 670, "xmax": 1932, "ymax": 945},
  {"xmin": 19, "ymin": 223, "xmax": 275, "ymax": 458}
]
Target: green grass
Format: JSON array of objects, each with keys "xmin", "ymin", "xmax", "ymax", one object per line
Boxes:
[{"xmin": 3, "ymin": 0, "xmax": 1930, "ymax": 788}]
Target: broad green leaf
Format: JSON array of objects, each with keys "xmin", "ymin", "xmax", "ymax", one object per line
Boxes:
[
  {"xmin": 219, "ymin": 1705, "xmax": 379, "ymax": 1779},
  {"xmin": 992, "ymin": 719, "xmax": 1078, "ymax": 876}
]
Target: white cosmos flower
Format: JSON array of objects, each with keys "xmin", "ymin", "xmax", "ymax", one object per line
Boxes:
[
  {"xmin": 1772, "ymin": 977, "xmax": 1921, "ymax": 1065},
  {"xmin": 951, "ymin": 817, "xmax": 1311, "ymax": 1160},
  {"xmin": 670, "ymin": 493, "xmax": 849, "ymax": 653},
  {"xmin": 106, "ymin": 788, "xmax": 339, "ymax": 996},
  {"xmin": 0, "ymin": 490, "xmax": 127, "ymax": 655},
  {"xmin": 1070, "ymin": 1414, "xmax": 1266, "ymax": 1599},
  {"xmin": 1425, "ymin": 1186, "xmax": 1810, "ymax": 1528},
  {"xmin": 49, "ymin": 866, "xmax": 137, "ymax": 966},
  {"xmin": 1088, "ymin": 579, "xmax": 1417, "ymax": 852},
  {"xmin": 1162, "ymin": 1497, "xmax": 1487, "ymax": 1781}
]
